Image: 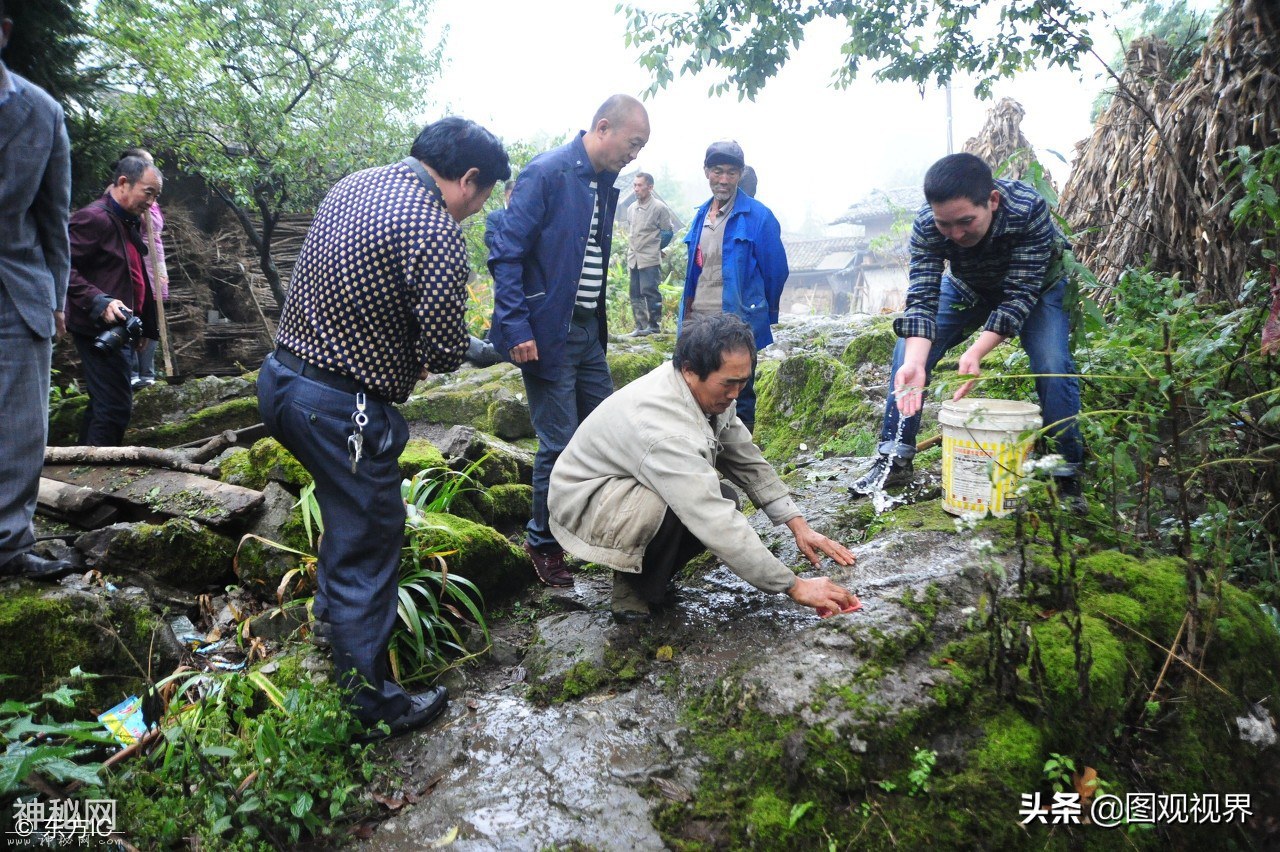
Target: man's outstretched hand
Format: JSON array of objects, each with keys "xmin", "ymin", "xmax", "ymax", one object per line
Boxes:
[
  {"xmin": 787, "ymin": 576, "xmax": 861, "ymax": 616},
  {"xmin": 786, "ymin": 517, "xmax": 855, "ymax": 567}
]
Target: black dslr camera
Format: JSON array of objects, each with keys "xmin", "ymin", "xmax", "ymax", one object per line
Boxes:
[{"xmin": 92, "ymin": 307, "xmax": 144, "ymax": 355}]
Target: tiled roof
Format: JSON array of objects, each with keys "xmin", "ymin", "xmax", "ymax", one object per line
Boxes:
[
  {"xmin": 831, "ymin": 187, "xmax": 925, "ymax": 225},
  {"xmin": 781, "ymin": 236, "xmax": 864, "ymax": 271}
]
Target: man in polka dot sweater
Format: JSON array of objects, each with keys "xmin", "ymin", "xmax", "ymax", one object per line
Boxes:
[{"xmin": 258, "ymin": 117, "xmax": 509, "ymax": 740}]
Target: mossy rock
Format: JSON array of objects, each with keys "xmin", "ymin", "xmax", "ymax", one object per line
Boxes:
[
  {"xmin": 90, "ymin": 519, "xmax": 236, "ymax": 593},
  {"xmin": 47, "ymin": 393, "xmax": 89, "ymax": 446},
  {"xmin": 399, "ymin": 439, "xmax": 448, "ymax": 479},
  {"xmin": 220, "ymin": 437, "xmax": 312, "ymax": 491},
  {"xmin": 839, "ymin": 316, "xmax": 898, "ymax": 369},
  {"xmin": 659, "ymin": 546, "xmax": 1280, "ymax": 851},
  {"xmin": 128, "ymin": 396, "xmax": 262, "ymax": 448},
  {"xmin": 607, "ymin": 349, "xmax": 665, "ymax": 389},
  {"xmin": 400, "ymin": 367, "xmax": 533, "ymax": 440},
  {"xmin": 128, "ymin": 374, "xmax": 257, "ymax": 429},
  {"xmin": 235, "ymin": 483, "xmax": 315, "ymax": 603},
  {"xmin": 0, "ymin": 583, "xmax": 178, "ymax": 705},
  {"xmin": 476, "ymin": 483, "xmax": 533, "ymax": 528},
  {"xmin": 406, "ymin": 512, "xmax": 532, "ymax": 600},
  {"xmin": 754, "ymin": 351, "xmax": 877, "ymax": 462},
  {"xmin": 440, "ymin": 427, "xmax": 533, "ymax": 487}
]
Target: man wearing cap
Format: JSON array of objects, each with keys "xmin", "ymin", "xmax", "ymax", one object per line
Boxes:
[
  {"xmin": 679, "ymin": 140, "xmax": 788, "ymax": 431},
  {"xmin": 488, "ymin": 94, "xmax": 651, "ymax": 587}
]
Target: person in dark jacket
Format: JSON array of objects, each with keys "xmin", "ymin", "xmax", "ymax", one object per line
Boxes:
[
  {"xmin": 487, "ymin": 94, "xmax": 651, "ymax": 587},
  {"xmin": 67, "ymin": 155, "xmax": 162, "ymax": 446}
]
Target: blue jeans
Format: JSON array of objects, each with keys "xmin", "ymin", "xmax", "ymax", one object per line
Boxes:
[
  {"xmin": 521, "ymin": 317, "xmax": 614, "ymax": 551},
  {"xmin": 128, "ymin": 337, "xmax": 158, "ymax": 380},
  {"xmin": 257, "ymin": 353, "xmax": 412, "ymax": 725},
  {"xmin": 878, "ymin": 276, "xmax": 1083, "ymax": 473}
]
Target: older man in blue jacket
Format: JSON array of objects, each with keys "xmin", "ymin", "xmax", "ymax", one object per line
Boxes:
[
  {"xmin": 679, "ymin": 140, "xmax": 788, "ymax": 431},
  {"xmin": 488, "ymin": 94, "xmax": 650, "ymax": 587}
]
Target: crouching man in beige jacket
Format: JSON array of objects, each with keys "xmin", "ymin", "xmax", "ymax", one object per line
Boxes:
[{"xmin": 549, "ymin": 313, "xmax": 861, "ymax": 622}]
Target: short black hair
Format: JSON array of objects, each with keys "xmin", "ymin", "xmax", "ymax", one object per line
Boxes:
[
  {"xmin": 410, "ymin": 117, "xmax": 511, "ymax": 187},
  {"xmin": 114, "ymin": 155, "xmax": 159, "ymax": 185},
  {"xmin": 923, "ymin": 153, "xmax": 994, "ymax": 206},
  {"xmin": 673, "ymin": 313, "xmax": 757, "ymax": 380},
  {"xmin": 633, "ymin": 171, "xmax": 654, "ymax": 186},
  {"xmin": 740, "ymin": 165, "xmax": 758, "ymax": 198}
]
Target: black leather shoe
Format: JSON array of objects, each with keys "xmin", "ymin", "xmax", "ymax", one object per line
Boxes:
[
  {"xmin": 358, "ymin": 686, "xmax": 449, "ymax": 742},
  {"xmin": 0, "ymin": 552, "xmax": 76, "ymax": 581}
]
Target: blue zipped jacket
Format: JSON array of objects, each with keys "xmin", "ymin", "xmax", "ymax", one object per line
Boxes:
[
  {"xmin": 488, "ymin": 132, "xmax": 619, "ymax": 379},
  {"xmin": 678, "ymin": 190, "xmax": 789, "ymax": 348}
]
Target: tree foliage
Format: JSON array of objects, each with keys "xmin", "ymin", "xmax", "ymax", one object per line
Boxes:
[
  {"xmin": 619, "ymin": 0, "xmax": 1096, "ymax": 101},
  {"xmin": 92, "ymin": 0, "xmax": 446, "ymax": 305}
]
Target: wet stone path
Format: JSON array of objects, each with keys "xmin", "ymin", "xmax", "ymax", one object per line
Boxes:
[{"xmin": 362, "ymin": 458, "xmax": 1006, "ymax": 851}]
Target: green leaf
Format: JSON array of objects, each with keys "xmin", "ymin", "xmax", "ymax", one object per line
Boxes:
[{"xmin": 291, "ymin": 791, "xmax": 314, "ymax": 818}]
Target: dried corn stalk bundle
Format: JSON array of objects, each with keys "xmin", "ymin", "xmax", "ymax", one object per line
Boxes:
[
  {"xmin": 963, "ymin": 97, "xmax": 1054, "ymax": 186},
  {"xmin": 1059, "ymin": 0, "xmax": 1279, "ymax": 299}
]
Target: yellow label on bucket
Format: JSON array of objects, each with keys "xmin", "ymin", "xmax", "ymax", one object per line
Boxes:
[
  {"xmin": 941, "ymin": 435, "xmax": 1030, "ymax": 516},
  {"xmin": 938, "ymin": 398, "xmax": 1040, "ymax": 518}
]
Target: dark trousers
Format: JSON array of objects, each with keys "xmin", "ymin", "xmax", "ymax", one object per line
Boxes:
[
  {"xmin": 257, "ymin": 353, "xmax": 411, "ymax": 725},
  {"xmin": 522, "ymin": 317, "xmax": 614, "ymax": 552},
  {"xmin": 629, "ymin": 265, "xmax": 662, "ymax": 330},
  {"xmin": 617, "ymin": 482, "xmax": 738, "ymax": 603},
  {"xmin": 0, "ymin": 285, "xmax": 50, "ymax": 566},
  {"xmin": 72, "ymin": 331, "xmax": 133, "ymax": 446}
]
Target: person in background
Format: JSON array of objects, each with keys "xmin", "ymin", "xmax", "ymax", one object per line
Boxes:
[
  {"xmin": 257, "ymin": 117, "xmax": 510, "ymax": 739},
  {"xmin": 487, "ymin": 94, "xmax": 651, "ymax": 587},
  {"xmin": 550, "ymin": 313, "xmax": 860, "ymax": 623},
  {"xmin": 848, "ymin": 152, "xmax": 1086, "ymax": 514},
  {"xmin": 678, "ymin": 140, "xmax": 788, "ymax": 432},
  {"xmin": 115, "ymin": 148, "xmax": 169, "ymax": 388},
  {"xmin": 0, "ymin": 0, "xmax": 77, "ymax": 581},
  {"xmin": 625, "ymin": 171, "xmax": 675, "ymax": 336},
  {"xmin": 67, "ymin": 155, "xmax": 162, "ymax": 446}
]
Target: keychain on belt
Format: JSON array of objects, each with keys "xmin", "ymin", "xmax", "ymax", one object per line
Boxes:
[{"xmin": 348, "ymin": 393, "xmax": 368, "ymax": 474}]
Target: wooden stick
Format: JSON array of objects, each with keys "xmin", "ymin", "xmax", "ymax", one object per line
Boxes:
[
  {"xmin": 44, "ymin": 446, "xmax": 219, "ymax": 478},
  {"xmin": 142, "ymin": 212, "xmax": 175, "ymax": 377}
]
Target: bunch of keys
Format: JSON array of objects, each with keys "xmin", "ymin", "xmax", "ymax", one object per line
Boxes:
[{"xmin": 348, "ymin": 393, "xmax": 368, "ymax": 474}]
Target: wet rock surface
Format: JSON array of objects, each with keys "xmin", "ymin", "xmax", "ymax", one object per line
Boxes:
[{"xmin": 364, "ymin": 458, "xmax": 1009, "ymax": 851}]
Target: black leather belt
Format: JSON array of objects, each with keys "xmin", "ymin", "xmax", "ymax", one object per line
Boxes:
[
  {"xmin": 572, "ymin": 305, "xmax": 597, "ymax": 325},
  {"xmin": 274, "ymin": 348, "xmax": 374, "ymax": 398}
]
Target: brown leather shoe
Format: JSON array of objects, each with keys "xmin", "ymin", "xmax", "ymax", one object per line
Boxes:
[{"xmin": 523, "ymin": 542, "xmax": 574, "ymax": 587}]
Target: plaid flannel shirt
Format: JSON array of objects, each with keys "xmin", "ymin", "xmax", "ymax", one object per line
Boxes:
[{"xmin": 894, "ymin": 179, "xmax": 1066, "ymax": 341}]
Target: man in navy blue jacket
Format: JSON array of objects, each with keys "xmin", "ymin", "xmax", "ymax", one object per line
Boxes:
[
  {"xmin": 488, "ymin": 94, "xmax": 650, "ymax": 586},
  {"xmin": 679, "ymin": 140, "xmax": 789, "ymax": 431}
]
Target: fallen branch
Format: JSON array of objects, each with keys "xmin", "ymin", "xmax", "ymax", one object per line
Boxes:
[{"xmin": 44, "ymin": 446, "xmax": 219, "ymax": 478}]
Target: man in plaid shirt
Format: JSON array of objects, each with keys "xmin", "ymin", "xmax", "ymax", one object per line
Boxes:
[{"xmin": 850, "ymin": 153, "xmax": 1086, "ymax": 512}]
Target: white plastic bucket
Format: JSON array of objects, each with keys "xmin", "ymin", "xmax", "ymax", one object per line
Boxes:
[{"xmin": 938, "ymin": 398, "xmax": 1041, "ymax": 517}]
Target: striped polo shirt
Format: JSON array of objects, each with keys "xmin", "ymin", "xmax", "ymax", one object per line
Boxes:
[
  {"xmin": 574, "ymin": 180, "xmax": 605, "ymax": 311},
  {"xmin": 896, "ymin": 178, "xmax": 1068, "ymax": 341},
  {"xmin": 276, "ymin": 160, "xmax": 469, "ymax": 403}
]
